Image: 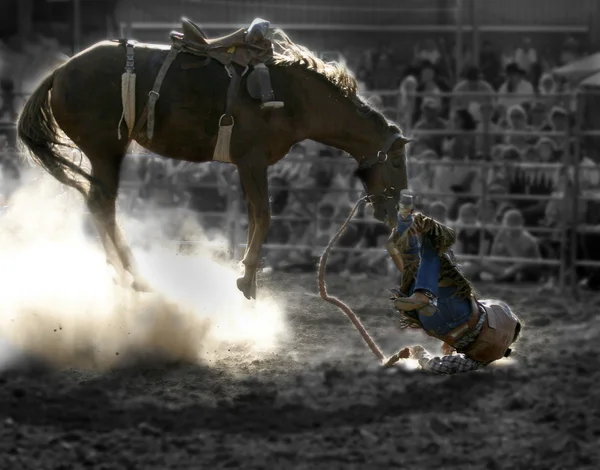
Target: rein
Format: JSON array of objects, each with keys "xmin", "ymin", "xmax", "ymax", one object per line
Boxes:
[{"xmin": 317, "ymin": 196, "xmax": 404, "ymax": 367}]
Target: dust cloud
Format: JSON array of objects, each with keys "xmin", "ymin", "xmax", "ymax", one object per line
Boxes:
[{"xmin": 0, "ymin": 173, "xmax": 288, "ymax": 372}]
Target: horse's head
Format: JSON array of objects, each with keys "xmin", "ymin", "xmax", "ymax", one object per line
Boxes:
[{"xmin": 354, "ymin": 129, "xmax": 411, "ymax": 228}]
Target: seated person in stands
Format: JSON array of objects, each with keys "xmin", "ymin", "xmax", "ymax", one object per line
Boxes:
[
  {"xmin": 504, "ymin": 104, "xmax": 537, "ymax": 152},
  {"xmin": 408, "ymin": 148, "xmax": 438, "ymax": 207},
  {"xmin": 475, "ymin": 102, "xmax": 503, "ymax": 156},
  {"xmin": 529, "ymin": 101, "xmax": 550, "ymax": 131},
  {"xmin": 455, "ymin": 202, "xmax": 493, "ymax": 256},
  {"xmin": 293, "ymin": 197, "xmax": 363, "ymax": 273},
  {"xmin": 388, "ymin": 195, "xmax": 523, "ymax": 374},
  {"xmin": 453, "ymin": 202, "xmax": 495, "ymax": 281},
  {"xmin": 488, "ymin": 209, "xmax": 542, "ymax": 282},
  {"xmin": 262, "ymin": 174, "xmax": 294, "ymax": 270},
  {"xmin": 451, "ymin": 65, "xmax": 495, "ymax": 121},
  {"xmin": 412, "ymin": 98, "xmax": 448, "ymax": 156},
  {"xmin": 345, "ymin": 203, "xmax": 391, "ymax": 277},
  {"xmin": 535, "ymin": 137, "xmax": 559, "ymax": 163},
  {"xmin": 444, "ymin": 108, "xmax": 477, "ymax": 160},
  {"xmin": 426, "ymin": 201, "xmax": 450, "ymax": 226},
  {"xmin": 548, "ymin": 106, "xmax": 569, "ymax": 150}
]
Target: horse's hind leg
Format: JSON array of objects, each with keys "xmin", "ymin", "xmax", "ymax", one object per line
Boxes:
[
  {"xmin": 236, "ymin": 151, "xmax": 271, "ymax": 299},
  {"xmin": 84, "ymin": 149, "xmax": 150, "ymax": 291}
]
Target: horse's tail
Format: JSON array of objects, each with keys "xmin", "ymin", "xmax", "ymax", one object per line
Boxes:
[{"xmin": 17, "ymin": 70, "xmax": 96, "ymax": 196}]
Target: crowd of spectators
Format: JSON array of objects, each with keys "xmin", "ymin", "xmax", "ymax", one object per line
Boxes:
[{"xmin": 2, "ymin": 31, "xmax": 600, "ymax": 289}]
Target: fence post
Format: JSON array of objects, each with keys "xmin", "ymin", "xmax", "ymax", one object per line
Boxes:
[
  {"xmin": 478, "ymin": 117, "xmax": 490, "ymax": 263},
  {"xmin": 569, "ymin": 90, "xmax": 585, "ymax": 300}
]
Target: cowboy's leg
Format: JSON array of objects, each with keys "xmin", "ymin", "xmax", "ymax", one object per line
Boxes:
[
  {"xmin": 394, "ymin": 234, "xmax": 439, "ymax": 315},
  {"xmin": 413, "ymin": 235, "xmax": 441, "ymax": 297},
  {"xmin": 257, "ymin": 63, "xmax": 284, "ymax": 109}
]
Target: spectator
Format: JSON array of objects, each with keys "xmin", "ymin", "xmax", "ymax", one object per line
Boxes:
[
  {"xmin": 538, "ymin": 73, "xmax": 560, "ymax": 108},
  {"xmin": 262, "ymin": 173, "xmax": 308, "ymax": 272},
  {"xmin": 559, "ymin": 36, "xmax": 579, "ymax": 66},
  {"xmin": 414, "ymin": 39, "xmax": 442, "ymax": 67},
  {"xmin": 490, "ymin": 143, "xmax": 506, "ymax": 161},
  {"xmin": 408, "ymin": 148, "xmax": 438, "ymax": 208},
  {"xmin": 529, "ymin": 101, "xmax": 550, "ymax": 131},
  {"xmin": 479, "ymin": 40, "xmax": 503, "ymax": 89},
  {"xmin": 451, "ymin": 65, "xmax": 495, "ymax": 121},
  {"xmin": 435, "ymin": 109, "xmax": 481, "ymax": 217},
  {"xmin": 184, "ymin": 162, "xmax": 230, "ymax": 231},
  {"xmin": 446, "ymin": 108, "xmax": 477, "ymax": 160},
  {"xmin": 372, "ymin": 51, "xmax": 397, "ymax": 89},
  {"xmin": 455, "ymin": 202, "xmax": 494, "ymax": 256},
  {"xmin": 345, "ymin": 203, "xmax": 391, "ymax": 277},
  {"xmin": 427, "ymin": 201, "xmax": 450, "ymax": 225},
  {"xmin": 454, "ymin": 201, "xmax": 495, "ymax": 281},
  {"xmin": 504, "ymin": 104, "xmax": 537, "ymax": 152},
  {"xmin": 497, "ymin": 63, "xmax": 535, "ymax": 109},
  {"xmin": 412, "ymin": 98, "xmax": 447, "ymax": 155},
  {"xmin": 475, "ymin": 102, "xmax": 502, "ymax": 155},
  {"xmin": 478, "ymin": 198, "xmax": 500, "ymax": 232},
  {"xmin": 535, "ymin": 137, "xmax": 560, "ymax": 163},
  {"xmin": 0, "ymin": 78, "xmax": 18, "ymax": 148},
  {"xmin": 0, "ymin": 153, "xmax": 21, "ymax": 201},
  {"xmin": 413, "ymin": 60, "xmax": 444, "ymax": 123},
  {"xmin": 356, "ymin": 67, "xmax": 370, "ymax": 93},
  {"xmin": 303, "ymin": 196, "xmax": 362, "ymax": 273},
  {"xmin": 485, "ymin": 145, "xmax": 524, "ymax": 208},
  {"xmin": 514, "ymin": 37, "xmax": 538, "ymax": 78},
  {"xmin": 548, "ymin": 106, "xmax": 570, "ymax": 151},
  {"xmin": 488, "ymin": 209, "xmax": 543, "ymax": 282},
  {"xmin": 501, "ymin": 45, "xmax": 518, "ymax": 70},
  {"xmin": 398, "ymin": 74, "xmax": 418, "ymax": 130}
]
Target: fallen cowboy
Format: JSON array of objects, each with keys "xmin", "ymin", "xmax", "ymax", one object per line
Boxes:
[{"xmin": 386, "ymin": 191, "xmax": 523, "ymax": 374}]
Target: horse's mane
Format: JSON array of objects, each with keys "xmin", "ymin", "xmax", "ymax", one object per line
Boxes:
[
  {"xmin": 268, "ymin": 29, "xmax": 400, "ymax": 135},
  {"xmin": 269, "ymin": 29, "xmax": 358, "ymax": 98}
]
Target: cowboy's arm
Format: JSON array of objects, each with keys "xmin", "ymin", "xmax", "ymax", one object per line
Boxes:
[
  {"xmin": 410, "ymin": 345, "xmax": 484, "ymax": 374},
  {"xmin": 412, "ymin": 213, "xmax": 456, "ymax": 254}
]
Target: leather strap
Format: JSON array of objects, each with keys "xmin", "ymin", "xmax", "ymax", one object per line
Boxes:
[
  {"xmin": 358, "ymin": 131, "xmax": 406, "ymax": 169},
  {"xmin": 437, "ymin": 297, "xmax": 482, "ymax": 346},
  {"xmin": 220, "ymin": 63, "xmax": 248, "ymax": 126},
  {"xmin": 131, "ymin": 45, "xmax": 181, "ymax": 140},
  {"xmin": 125, "ymin": 40, "xmax": 136, "ymax": 73}
]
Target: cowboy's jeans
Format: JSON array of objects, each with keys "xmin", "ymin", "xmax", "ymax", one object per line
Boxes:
[{"xmin": 396, "ymin": 216, "xmax": 472, "ymax": 336}]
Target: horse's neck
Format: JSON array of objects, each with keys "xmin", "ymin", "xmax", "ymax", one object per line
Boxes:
[{"xmin": 284, "ymin": 67, "xmax": 386, "ymax": 159}]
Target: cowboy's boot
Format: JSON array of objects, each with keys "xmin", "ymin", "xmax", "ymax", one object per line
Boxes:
[
  {"xmin": 394, "ymin": 289, "xmax": 437, "ymax": 316},
  {"xmin": 253, "ymin": 63, "xmax": 284, "ymax": 109}
]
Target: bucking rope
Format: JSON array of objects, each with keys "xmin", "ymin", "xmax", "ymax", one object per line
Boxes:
[{"xmin": 317, "ymin": 197, "xmax": 406, "ymax": 367}]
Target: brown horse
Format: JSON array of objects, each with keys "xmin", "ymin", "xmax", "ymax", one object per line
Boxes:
[{"xmin": 17, "ymin": 29, "xmax": 409, "ymax": 299}]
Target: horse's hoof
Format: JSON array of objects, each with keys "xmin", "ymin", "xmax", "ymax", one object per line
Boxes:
[{"xmin": 237, "ymin": 276, "xmax": 256, "ymax": 300}]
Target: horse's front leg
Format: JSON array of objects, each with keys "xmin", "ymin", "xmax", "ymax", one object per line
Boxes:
[{"xmin": 236, "ymin": 154, "xmax": 270, "ymax": 299}]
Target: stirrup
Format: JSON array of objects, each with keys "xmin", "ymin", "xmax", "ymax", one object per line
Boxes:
[{"xmin": 261, "ymin": 101, "xmax": 284, "ymax": 109}]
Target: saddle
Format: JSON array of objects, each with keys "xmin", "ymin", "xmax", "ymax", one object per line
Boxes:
[
  {"xmin": 127, "ymin": 16, "xmax": 282, "ymax": 158},
  {"xmin": 171, "ymin": 17, "xmax": 274, "ymax": 67},
  {"xmin": 181, "ymin": 20, "xmax": 247, "ymax": 48}
]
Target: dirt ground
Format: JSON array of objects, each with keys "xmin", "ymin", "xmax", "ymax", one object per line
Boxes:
[{"xmin": 0, "ymin": 272, "xmax": 598, "ymax": 470}]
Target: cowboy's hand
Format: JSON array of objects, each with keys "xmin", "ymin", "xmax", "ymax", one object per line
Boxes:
[
  {"xmin": 409, "ymin": 345, "xmax": 426, "ymax": 358},
  {"xmin": 441, "ymin": 343, "xmax": 455, "ymax": 355},
  {"xmin": 397, "ymin": 347, "xmax": 410, "ymax": 359}
]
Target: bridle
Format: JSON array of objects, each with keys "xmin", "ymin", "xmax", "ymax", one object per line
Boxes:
[{"xmin": 356, "ymin": 131, "xmax": 407, "ymax": 204}]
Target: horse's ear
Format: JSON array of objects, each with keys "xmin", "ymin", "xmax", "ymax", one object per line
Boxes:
[{"xmin": 399, "ymin": 137, "xmax": 413, "ymax": 146}]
